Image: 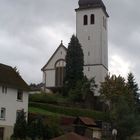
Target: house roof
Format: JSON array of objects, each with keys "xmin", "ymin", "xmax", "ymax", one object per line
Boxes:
[
  {"xmin": 41, "ymin": 41, "xmax": 67, "ymax": 71},
  {"xmin": 51, "ymin": 132, "xmax": 91, "ymax": 140},
  {"xmin": 77, "ymin": 117, "xmax": 97, "ymax": 126},
  {"xmin": 0, "ymin": 63, "xmax": 29, "ymax": 91}
]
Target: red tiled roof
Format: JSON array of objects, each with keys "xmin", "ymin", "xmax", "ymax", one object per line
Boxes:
[
  {"xmin": 60, "ymin": 116, "xmax": 75, "ymax": 125},
  {"xmin": 51, "ymin": 132, "xmax": 91, "ymax": 140},
  {"xmin": 79, "ymin": 117, "xmax": 96, "ymax": 126}
]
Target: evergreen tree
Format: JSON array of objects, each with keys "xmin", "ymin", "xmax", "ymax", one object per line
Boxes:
[
  {"xmin": 100, "ymin": 74, "xmax": 140, "ymax": 140},
  {"xmin": 64, "ymin": 35, "xmax": 84, "ymax": 93},
  {"xmin": 12, "ymin": 110, "xmax": 27, "ymax": 139},
  {"xmin": 127, "ymin": 72, "xmax": 140, "ymax": 111}
]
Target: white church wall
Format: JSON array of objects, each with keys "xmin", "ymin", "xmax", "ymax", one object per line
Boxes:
[
  {"xmin": 44, "ymin": 47, "xmax": 66, "ymax": 70},
  {"xmin": 76, "ymin": 7, "xmax": 108, "ymax": 95},
  {"xmin": 84, "ymin": 65, "xmax": 108, "ymax": 96},
  {"xmin": 101, "ymin": 10, "xmax": 108, "ymax": 69},
  {"xmin": 44, "ymin": 70, "xmax": 55, "ymax": 88},
  {"xmin": 42, "ymin": 45, "xmax": 67, "ymax": 89},
  {"xmin": 76, "ymin": 8, "xmax": 105, "ymax": 65}
]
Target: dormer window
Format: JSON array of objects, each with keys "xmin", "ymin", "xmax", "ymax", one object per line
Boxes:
[
  {"xmin": 17, "ymin": 90, "xmax": 23, "ymax": 101},
  {"xmin": 91, "ymin": 14, "xmax": 95, "ymax": 24},
  {"xmin": 83, "ymin": 15, "xmax": 88, "ymax": 25}
]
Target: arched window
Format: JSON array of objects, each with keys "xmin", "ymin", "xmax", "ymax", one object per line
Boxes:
[
  {"xmin": 83, "ymin": 15, "xmax": 88, "ymax": 25},
  {"xmin": 91, "ymin": 14, "xmax": 95, "ymax": 24},
  {"xmin": 55, "ymin": 60, "xmax": 66, "ymax": 87}
]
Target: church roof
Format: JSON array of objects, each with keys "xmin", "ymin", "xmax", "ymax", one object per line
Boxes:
[
  {"xmin": 76, "ymin": 0, "xmax": 109, "ymax": 17},
  {"xmin": 0, "ymin": 63, "xmax": 29, "ymax": 91},
  {"xmin": 41, "ymin": 41, "xmax": 67, "ymax": 71}
]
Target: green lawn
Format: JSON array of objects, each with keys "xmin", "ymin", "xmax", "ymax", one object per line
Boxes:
[
  {"xmin": 29, "ymin": 107, "xmax": 61, "ymax": 117},
  {"xmin": 29, "ymin": 102, "xmax": 110, "ymax": 121}
]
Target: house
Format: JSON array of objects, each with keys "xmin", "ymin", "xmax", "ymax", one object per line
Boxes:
[
  {"xmin": 42, "ymin": 0, "xmax": 109, "ymax": 95},
  {"xmin": 74, "ymin": 117, "xmax": 102, "ymax": 139},
  {"xmin": 51, "ymin": 132, "xmax": 91, "ymax": 140},
  {"xmin": 0, "ymin": 63, "xmax": 29, "ymax": 140}
]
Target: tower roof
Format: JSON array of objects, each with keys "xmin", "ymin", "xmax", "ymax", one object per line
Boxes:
[
  {"xmin": 77, "ymin": 0, "xmax": 109, "ymax": 17},
  {"xmin": 79, "ymin": 0, "xmax": 104, "ymax": 8}
]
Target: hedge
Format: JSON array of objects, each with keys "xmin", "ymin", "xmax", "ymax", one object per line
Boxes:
[
  {"xmin": 29, "ymin": 94, "xmax": 67, "ymax": 105},
  {"xmin": 29, "ymin": 102, "xmax": 110, "ymax": 121}
]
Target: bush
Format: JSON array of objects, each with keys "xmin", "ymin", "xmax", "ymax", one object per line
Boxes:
[{"xmin": 29, "ymin": 102, "xmax": 109, "ymax": 121}]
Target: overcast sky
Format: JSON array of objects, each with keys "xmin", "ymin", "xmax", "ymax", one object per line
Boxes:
[{"xmin": 0, "ymin": 0, "xmax": 140, "ymax": 86}]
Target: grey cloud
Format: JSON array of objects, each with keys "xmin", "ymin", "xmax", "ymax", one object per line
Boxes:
[{"xmin": 0, "ymin": 0, "xmax": 140, "ymax": 86}]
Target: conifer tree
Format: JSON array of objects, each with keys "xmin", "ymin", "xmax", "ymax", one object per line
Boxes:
[
  {"xmin": 12, "ymin": 110, "xmax": 27, "ymax": 139},
  {"xmin": 127, "ymin": 72, "xmax": 140, "ymax": 111},
  {"xmin": 64, "ymin": 35, "xmax": 84, "ymax": 93}
]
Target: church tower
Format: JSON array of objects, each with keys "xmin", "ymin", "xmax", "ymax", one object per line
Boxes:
[{"xmin": 75, "ymin": 0, "xmax": 109, "ymax": 95}]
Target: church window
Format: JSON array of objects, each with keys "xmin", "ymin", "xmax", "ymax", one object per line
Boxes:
[
  {"xmin": 83, "ymin": 15, "xmax": 88, "ymax": 25},
  {"xmin": 88, "ymin": 36, "xmax": 90, "ymax": 40},
  {"xmin": 91, "ymin": 14, "xmax": 95, "ymax": 24},
  {"xmin": 55, "ymin": 60, "xmax": 66, "ymax": 87}
]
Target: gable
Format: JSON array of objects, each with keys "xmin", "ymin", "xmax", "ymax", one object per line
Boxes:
[
  {"xmin": 42, "ymin": 43, "xmax": 67, "ymax": 71},
  {"xmin": 0, "ymin": 63, "xmax": 29, "ymax": 91}
]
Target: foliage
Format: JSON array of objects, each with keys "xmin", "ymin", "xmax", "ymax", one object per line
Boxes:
[
  {"xmin": 64, "ymin": 35, "xmax": 84, "ymax": 94},
  {"xmin": 100, "ymin": 74, "xmax": 140, "ymax": 140},
  {"xmin": 12, "ymin": 110, "xmax": 27, "ymax": 139},
  {"xmin": 68, "ymin": 77, "xmax": 98, "ymax": 109},
  {"xmin": 13, "ymin": 66, "xmax": 20, "ymax": 76},
  {"xmin": 29, "ymin": 102, "xmax": 109, "ymax": 121},
  {"xmin": 27, "ymin": 115, "xmax": 44, "ymax": 140},
  {"xmin": 127, "ymin": 72, "xmax": 140, "ymax": 112},
  {"xmin": 27, "ymin": 114, "xmax": 63, "ymax": 140},
  {"xmin": 100, "ymin": 75, "xmax": 134, "ymax": 110}
]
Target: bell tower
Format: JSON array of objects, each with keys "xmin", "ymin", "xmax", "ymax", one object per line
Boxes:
[{"xmin": 75, "ymin": 0, "xmax": 109, "ymax": 95}]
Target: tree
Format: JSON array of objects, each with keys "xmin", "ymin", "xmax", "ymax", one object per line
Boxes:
[
  {"xmin": 64, "ymin": 35, "xmax": 84, "ymax": 94},
  {"xmin": 100, "ymin": 74, "xmax": 140, "ymax": 140},
  {"xmin": 127, "ymin": 72, "xmax": 140, "ymax": 112},
  {"xmin": 12, "ymin": 110, "xmax": 27, "ymax": 139},
  {"xmin": 27, "ymin": 115, "xmax": 45, "ymax": 140},
  {"xmin": 13, "ymin": 66, "xmax": 20, "ymax": 76},
  {"xmin": 69, "ymin": 77, "xmax": 98, "ymax": 109}
]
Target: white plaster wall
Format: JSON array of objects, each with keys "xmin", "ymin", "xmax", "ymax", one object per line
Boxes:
[
  {"xmin": 44, "ymin": 70, "xmax": 55, "ymax": 87},
  {"xmin": 43, "ymin": 46, "xmax": 67, "ymax": 88},
  {"xmin": 84, "ymin": 65, "xmax": 108, "ymax": 96},
  {"xmin": 76, "ymin": 8, "xmax": 108, "ymax": 68},
  {"xmin": 76, "ymin": 7, "xmax": 108, "ymax": 94},
  {"xmin": 0, "ymin": 86, "xmax": 28, "ymax": 127},
  {"xmin": 84, "ymin": 65, "xmax": 107, "ymax": 83},
  {"xmin": 44, "ymin": 47, "xmax": 66, "ymax": 70}
]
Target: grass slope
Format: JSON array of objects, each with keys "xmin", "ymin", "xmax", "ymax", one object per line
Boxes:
[{"xmin": 29, "ymin": 102, "xmax": 110, "ymax": 121}]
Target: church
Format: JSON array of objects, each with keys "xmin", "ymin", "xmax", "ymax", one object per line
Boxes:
[{"xmin": 41, "ymin": 0, "xmax": 109, "ymax": 95}]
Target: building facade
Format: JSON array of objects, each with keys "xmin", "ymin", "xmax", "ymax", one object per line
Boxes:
[
  {"xmin": 0, "ymin": 64, "xmax": 29, "ymax": 140},
  {"xmin": 42, "ymin": 0, "xmax": 109, "ymax": 94}
]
